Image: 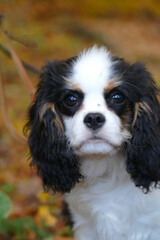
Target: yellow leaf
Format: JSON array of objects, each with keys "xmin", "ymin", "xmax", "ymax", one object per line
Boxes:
[
  {"xmin": 38, "ymin": 191, "xmax": 49, "ymax": 203},
  {"xmin": 37, "ymin": 206, "xmax": 57, "ymax": 226}
]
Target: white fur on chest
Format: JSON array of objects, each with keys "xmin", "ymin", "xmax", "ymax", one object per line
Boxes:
[{"xmin": 65, "ymin": 152, "xmax": 160, "ymax": 240}]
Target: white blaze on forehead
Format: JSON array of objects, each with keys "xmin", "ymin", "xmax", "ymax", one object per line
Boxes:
[{"xmin": 72, "ymin": 46, "xmax": 113, "ymax": 93}]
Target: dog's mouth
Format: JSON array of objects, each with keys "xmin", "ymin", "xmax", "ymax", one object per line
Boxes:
[
  {"xmin": 80, "ymin": 136, "xmax": 118, "ymax": 147},
  {"xmin": 74, "ymin": 136, "xmax": 119, "ymax": 156}
]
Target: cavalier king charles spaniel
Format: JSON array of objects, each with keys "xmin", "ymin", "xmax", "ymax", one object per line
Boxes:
[{"xmin": 25, "ymin": 46, "xmax": 160, "ymax": 239}]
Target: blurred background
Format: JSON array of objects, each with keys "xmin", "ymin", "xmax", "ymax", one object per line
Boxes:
[{"xmin": 0, "ymin": 0, "xmax": 160, "ymax": 239}]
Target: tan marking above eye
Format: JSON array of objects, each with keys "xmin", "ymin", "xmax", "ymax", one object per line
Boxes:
[
  {"xmin": 103, "ymin": 79, "xmax": 122, "ymax": 94},
  {"xmin": 71, "ymin": 83, "xmax": 82, "ymax": 92},
  {"xmin": 104, "ymin": 81, "xmax": 116, "ymax": 93}
]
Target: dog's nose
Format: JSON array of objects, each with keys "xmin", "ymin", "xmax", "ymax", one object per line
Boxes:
[{"xmin": 84, "ymin": 113, "xmax": 106, "ymax": 131}]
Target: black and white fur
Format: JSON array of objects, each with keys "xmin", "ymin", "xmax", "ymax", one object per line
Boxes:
[{"xmin": 25, "ymin": 46, "xmax": 160, "ymax": 239}]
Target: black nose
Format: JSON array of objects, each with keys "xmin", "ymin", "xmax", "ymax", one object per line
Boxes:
[{"xmin": 84, "ymin": 113, "xmax": 106, "ymax": 131}]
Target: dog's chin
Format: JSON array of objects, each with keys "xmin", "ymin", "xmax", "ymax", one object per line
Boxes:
[{"xmin": 73, "ymin": 138, "xmax": 118, "ymax": 157}]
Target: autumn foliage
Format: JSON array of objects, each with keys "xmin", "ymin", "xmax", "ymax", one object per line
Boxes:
[{"xmin": 0, "ymin": 1, "xmax": 160, "ymax": 239}]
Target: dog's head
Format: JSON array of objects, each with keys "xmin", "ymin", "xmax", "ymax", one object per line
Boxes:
[{"xmin": 25, "ymin": 46, "xmax": 160, "ymax": 193}]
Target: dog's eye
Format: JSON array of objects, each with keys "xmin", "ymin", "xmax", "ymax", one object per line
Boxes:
[
  {"xmin": 112, "ymin": 93, "xmax": 125, "ymax": 104},
  {"xmin": 59, "ymin": 90, "xmax": 83, "ymax": 116},
  {"xmin": 64, "ymin": 95, "xmax": 78, "ymax": 107}
]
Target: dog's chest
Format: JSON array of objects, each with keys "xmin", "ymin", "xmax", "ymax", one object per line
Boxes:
[
  {"xmin": 65, "ymin": 178, "xmax": 134, "ymax": 229},
  {"xmin": 65, "ymin": 177, "xmax": 160, "ymax": 239}
]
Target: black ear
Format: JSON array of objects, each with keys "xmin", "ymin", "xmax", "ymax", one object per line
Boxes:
[
  {"xmin": 126, "ymin": 65, "xmax": 160, "ymax": 192},
  {"xmin": 25, "ymin": 61, "xmax": 82, "ymax": 193}
]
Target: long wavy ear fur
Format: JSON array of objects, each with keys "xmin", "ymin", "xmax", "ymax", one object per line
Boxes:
[
  {"xmin": 126, "ymin": 64, "xmax": 160, "ymax": 192},
  {"xmin": 25, "ymin": 61, "xmax": 82, "ymax": 193}
]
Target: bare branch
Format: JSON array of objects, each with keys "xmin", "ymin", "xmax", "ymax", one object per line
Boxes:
[
  {"xmin": 0, "ymin": 73, "xmax": 27, "ymax": 144},
  {"xmin": 2, "ymin": 30, "xmax": 35, "ymax": 101},
  {"xmin": 0, "ymin": 43, "xmax": 40, "ymax": 75},
  {"xmin": 0, "ymin": 16, "xmax": 36, "ymax": 143},
  {"xmin": 4, "ymin": 29, "xmax": 38, "ymax": 49},
  {"xmin": 0, "ymin": 14, "xmax": 6, "ymax": 26}
]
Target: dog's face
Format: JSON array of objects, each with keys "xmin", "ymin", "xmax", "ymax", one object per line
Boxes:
[
  {"xmin": 26, "ymin": 46, "xmax": 160, "ymax": 193},
  {"xmin": 59, "ymin": 47, "xmax": 132, "ymax": 157}
]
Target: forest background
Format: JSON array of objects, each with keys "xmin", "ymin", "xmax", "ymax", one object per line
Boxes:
[{"xmin": 0, "ymin": 0, "xmax": 160, "ymax": 239}]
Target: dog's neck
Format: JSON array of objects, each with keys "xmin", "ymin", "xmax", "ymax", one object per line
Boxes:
[{"xmin": 79, "ymin": 150, "xmax": 129, "ymax": 186}]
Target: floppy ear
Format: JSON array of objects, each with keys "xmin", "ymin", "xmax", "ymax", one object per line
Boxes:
[
  {"xmin": 126, "ymin": 65, "xmax": 160, "ymax": 192},
  {"xmin": 25, "ymin": 62, "xmax": 82, "ymax": 193}
]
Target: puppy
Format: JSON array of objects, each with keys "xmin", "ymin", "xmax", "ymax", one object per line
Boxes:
[{"xmin": 25, "ymin": 46, "xmax": 160, "ymax": 240}]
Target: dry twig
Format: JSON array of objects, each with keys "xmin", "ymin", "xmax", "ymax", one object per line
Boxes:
[
  {"xmin": 0, "ymin": 15, "xmax": 36, "ymax": 143},
  {"xmin": 4, "ymin": 29, "xmax": 38, "ymax": 49},
  {"xmin": 0, "ymin": 73, "xmax": 27, "ymax": 144},
  {"xmin": 0, "ymin": 43, "xmax": 40, "ymax": 74},
  {"xmin": 2, "ymin": 30, "xmax": 35, "ymax": 101}
]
